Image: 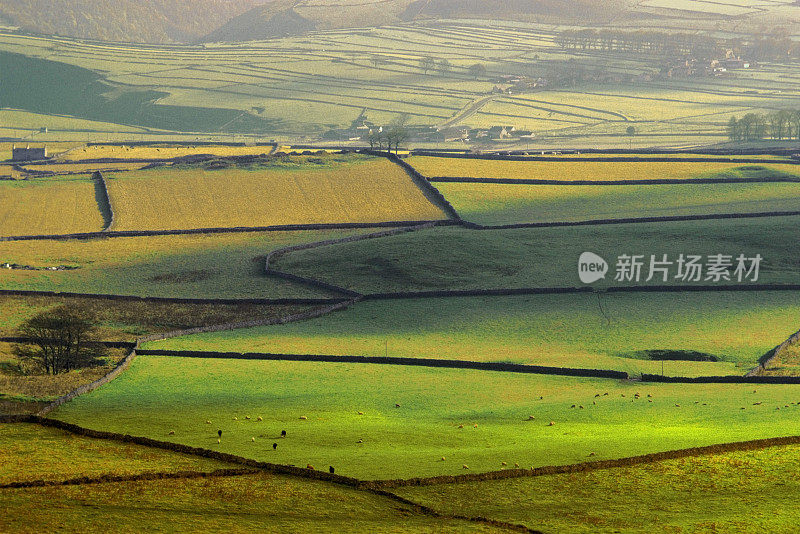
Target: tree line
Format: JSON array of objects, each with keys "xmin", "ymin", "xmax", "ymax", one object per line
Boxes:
[
  {"xmin": 556, "ymin": 29, "xmax": 800, "ymax": 62},
  {"xmin": 727, "ymin": 111, "xmax": 800, "ymax": 142}
]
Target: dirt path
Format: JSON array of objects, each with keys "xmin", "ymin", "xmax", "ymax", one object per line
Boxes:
[{"xmin": 438, "ymin": 95, "xmax": 497, "ymax": 130}]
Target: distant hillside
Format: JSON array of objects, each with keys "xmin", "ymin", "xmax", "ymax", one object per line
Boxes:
[
  {"xmin": 0, "ymin": 0, "xmax": 268, "ymax": 43},
  {"xmin": 202, "ymin": 4, "xmax": 317, "ymax": 43},
  {"xmin": 400, "ymin": 0, "xmax": 621, "ymax": 22}
]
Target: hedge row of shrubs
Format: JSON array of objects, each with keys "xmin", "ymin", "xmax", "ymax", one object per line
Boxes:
[
  {"xmin": 93, "ymin": 171, "xmax": 115, "ymax": 231},
  {"xmin": 428, "ymin": 176, "xmax": 800, "ymax": 185},
  {"xmin": 0, "ymin": 468, "xmax": 258, "ymax": 489}
]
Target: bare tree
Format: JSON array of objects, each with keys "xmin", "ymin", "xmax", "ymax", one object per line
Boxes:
[
  {"xmin": 13, "ymin": 306, "xmax": 106, "ymax": 375},
  {"xmin": 419, "ymin": 56, "xmax": 435, "ymax": 74}
]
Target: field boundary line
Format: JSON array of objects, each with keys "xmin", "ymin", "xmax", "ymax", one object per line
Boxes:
[
  {"xmin": 0, "ymin": 220, "xmax": 455, "ymax": 242},
  {"xmin": 0, "ymin": 290, "xmax": 346, "ymax": 306},
  {"xmin": 93, "ymin": 171, "xmax": 115, "ymax": 231},
  {"xmin": 428, "ymin": 176, "xmax": 800, "ymax": 185},
  {"xmin": 133, "ymin": 349, "xmax": 630, "ymax": 380},
  {"xmin": 0, "ymin": 468, "xmax": 259, "ymax": 489}
]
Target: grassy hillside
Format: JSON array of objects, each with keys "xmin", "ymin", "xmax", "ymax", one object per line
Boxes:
[
  {"xmin": 273, "ymin": 219, "xmax": 800, "ymax": 292},
  {"xmin": 397, "ymin": 444, "xmax": 800, "ymax": 533},
  {"xmin": 147, "ymin": 292, "xmax": 800, "ymax": 373},
  {"xmin": 51, "ymin": 355, "xmax": 800, "ymax": 479},
  {"xmin": 0, "ymin": 471, "xmax": 503, "ymax": 533},
  {"xmin": 103, "ymin": 155, "xmax": 445, "ymax": 231}
]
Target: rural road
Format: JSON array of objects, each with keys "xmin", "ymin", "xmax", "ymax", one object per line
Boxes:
[{"xmin": 438, "ymin": 95, "xmax": 497, "ymax": 129}]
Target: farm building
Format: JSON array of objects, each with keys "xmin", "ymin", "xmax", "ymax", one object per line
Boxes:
[{"xmin": 11, "ymin": 145, "xmax": 47, "ymax": 161}]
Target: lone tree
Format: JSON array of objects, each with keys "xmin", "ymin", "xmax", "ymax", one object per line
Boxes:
[
  {"xmin": 468, "ymin": 63, "xmax": 486, "ymax": 79},
  {"xmin": 419, "ymin": 56, "xmax": 436, "ymax": 74},
  {"xmin": 13, "ymin": 305, "xmax": 106, "ymax": 375},
  {"xmin": 385, "ymin": 115, "xmax": 410, "ymax": 155}
]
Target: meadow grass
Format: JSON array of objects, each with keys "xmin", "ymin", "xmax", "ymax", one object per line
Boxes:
[
  {"xmin": 407, "ymin": 157, "xmax": 800, "ymax": 181},
  {"xmin": 51, "ymin": 355, "xmax": 800, "ymax": 479},
  {"xmin": 60, "ymin": 144, "xmax": 275, "ymax": 161},
  {"xmin": 273, "ymin": 219, "xmax": 800, "ymax": 292},
  {"xmin": 435, "ymin": 181, "xmax": 800, "ymax": 225},
  {"xmin": 396, "ymin": 444, "xmax": 800, "ymax": 533},
  {"xmin": 21, "ymin": 162, "xmax": 147, "ymax": 174},
  {"xmin": 105, "ymin": 156, "xmax": 444, "ymax": 231},
  {"xmin": 147, "ymin": 292, "xmax": 800, "ymax": 374},
  {"xmin": 0, "ymin": 423, "xmax": 232, "ymax": 484},
  {"xmin": 0, "ymin": 176, "xmax": 103, "ymax": 236},
  {"xmin": 0, "ymin": 472, "xmax": 503, "ymax": 533},
  {"xmin": 0, "ymin": 230, "xmax": 362, "ymax": 298}
]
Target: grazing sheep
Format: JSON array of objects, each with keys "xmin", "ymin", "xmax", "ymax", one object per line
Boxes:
[
  {"xmin": 395, "ymin": 403, "xmax": 401, "ymax": 408},
  {"xmin": 539, "ymin": 396, "xmax": 543, "ymax": 400},
  {"xmin": 675, "ymin": 404, "xmax": 680, "ymax": 407},
  {"xmin": 357, "ymin": 411, "xmax": 364, "ymax": 415},
  {"xmin": 300, "ymin": 416, "xmax": 308, "ymax": 420},
  {"xmin": 473, "ymin": 424, "xmax": 478, "ymax": 428},
  {"xmin": 440, "ymin": 456, "xmax": 446, "ymax": 461},
  {"xmin": 647, "ymin": 394, "xmax": 652, "ymax": 398},
  {"xmin": 594, "ymin": 394, "xmax": 600, "ymax": 398},
  {"xmin": 514, "ymin": 463, "xmax": 519, "ymax": 469},
  {"xmin": 621, "ymin": 394, "xmax": 626, "ymax": 398},
  {"xmin": 458, "ymin": 424, "xmax": 464, "ymax": 429},
  {"xmin": 251, "ymin": 437, "xmax": 255, "ymax": 442},
  {"xmin": 528, "ymin": 415, "xmax": 535, "ymax": 420},
  {"xmin": 217, "ymin": 438, "xmax": 220, "ymax": 444},
  {"xmin": 548, "ymin": 421, "xmax": 555, "ymax": 426},
  {"xmin": 281, "ymin": 430, "xmax": 287, "ymax": 437},
  {"xmin": 579, "ymin": 405, "xmax": 584, "ymax": 409},
  {"xmin": 218, "ymin": 430, "xmax": 223, "ymax": 438},
  {"xmin": 169, "ymin": 431, "xmax": 175, "ymax": 436},
  {"xmin": 501, "ymin": 462, "xmax": 507, "ymax": 467},
  {"xmin": 233, "ymin": 417, "xmax": 238, "ymax": 421},
  {"xmin": 570, "ymin": 404, "xmax": 576, "ymax": 409},
  {"xmin": 257, "ymin": 416, "xmax": 263, "ymax": 422},
  {"xmin": 592, "ymin": 401, "xmax": 596, "ymax": 405},
  {"xmin": 462, "ymin": 465, "xmax": 469, "ymax": 470},
  {"xmin": 205, "ymin": 420, "xmax": 211, "ymax": 425},
  {"xmin": 329, "ymin": 466, "xmax": 335, "ymax": 474},
  {"xmin": 307, "ymin": 464, "xmax": 315, "ymax": 470},
  {"xmin": 357, "ymin": 439, "xmax": 363, "ymax": 443},
  {"xmin": 603, "ymin": 393, "xmax": 609, "ymax": 396},
  {"xmin": 245, "ymin": 416, "xmax": 251, "ymax": 420},
  {"xmin": 753, "ymin": 402, "xmax": 762, "ymax": 406},
  {"xmin": 273, "ymin": 443, "xmax": 277, "ymax": 450},
  {"xmin": 589, "ymin": 452, "xmax": 596, "ymax": 456}
]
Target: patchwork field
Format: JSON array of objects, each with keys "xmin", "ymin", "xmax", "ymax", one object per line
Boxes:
[
  {"xmin": 0, "ymin": 423, "xmax": 231, "ymax": 484},
  {"xmin": 435, "ymin": 181, "xmax": 800, "ymax": 225},
  {"xmin": 104, "ymin": 155, "xmax": 445, "ymax": 231},
  {"xmin": 0, "ymin": 470, "xmax": 502, "ymax": 533},
  {"xmin": 273, "ymin": 219, "xmax": 800, "ymax": 292},
  {"xmin": 396, "ymin": 444, "xmax": 800, "ymax": 533},
  {"xmin": 0, "ymin": 230, "xmax": 360, "ymax": 298},
  {"xmin": 408, "ymin": 157, "xmax": 800, "ymax": 181},
  {"xmin": 51, "ymin": 355, "xmax": 800, "ymax": 480},
  {"xmin": 61, "ymin": 144, "xmax": 276, "ymax": 161},
  {"xmin": 0, "ymin": 176, "xmax": 103, "ymax": 237}
]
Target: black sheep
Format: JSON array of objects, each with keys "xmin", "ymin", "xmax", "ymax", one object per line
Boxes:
[
  {"xmin": 281, "ymin": 430, "xmax": 287, "ymax": 437},
  {"xmin": 329, "ymin": 466, "xmax": 335, "ymax": 474},
  {"xmin": 218, "ymin": 430, "xmax": 222, "ymax": 438},
  {"xmin": 273, "ymin": 443, "xmax": 278, "ymax": 450}
]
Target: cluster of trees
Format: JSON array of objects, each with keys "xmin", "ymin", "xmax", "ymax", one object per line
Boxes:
[
  {"xmin": 13, "ymin": 306, "xmax": 106, "ymax": 375},
  {"xmin": 367, "ymin": 115, "xmax": 410, "ymax": 153},
  {"xmin": 556, "ymin": 29, "xmax": 800, "ymax": 62},
  {"xmin": 727, "ymin": 111, "xmax": 800, "ymax": 142}
]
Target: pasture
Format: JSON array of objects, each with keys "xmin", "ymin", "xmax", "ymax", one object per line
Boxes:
[
  {"xmin": 104, "ymin": 155, "xmax": 445, "ymax": 231},
  {"xmin": 60, "ymin": 144, "xmax": 276, "ymax": 161},
  {"xmin": 272, "ymin": 219, "xmax": 800, "ymax": 292},
  {"xmin": 0, "ymin": 470, "xmax": 501, "ymax": 533},
  {"xmin": 147, "ymin": 292, "xmax": 800, "ymax": 374},
  {"xmin": 0, "ymin": 230, "xmax": 360, "ymax": 298},
  {"xmin": 0, "ymin": 176, "xmax": 104, "ymax": 237},
  {"xmin": 396, "ymin": 443, "xmax": 800, "ymax": 533},
  {"xmin": 51, "ymin": 355, "xmax": 800, "ymax": 480},
  {"xmin": 434, "ymin": 181, "xmax": 800, "ymax": 225}
]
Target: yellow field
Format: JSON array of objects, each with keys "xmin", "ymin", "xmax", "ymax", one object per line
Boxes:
[
  {"xmin": 21, "ymin": 162, "xmax": 147, "ymax": 174},
  {"xmin": 105, "ymin": 157, "xmax": 445, "ymax": 231},
  {"xmin": 0, "ymin": 142, "xmax": 80, "ymax": 162},
  {"xmin": 406, "ymin": 157, "xmax": 800, "ymax": 181},
  {"xmin": 0, "ymin": 177, "xmax": 103, "ymax": 237},
  {"xmin": 0, "ymin": 165, "xmax": 24, "ymax": 180},
  {"xmin": 60, "ymin": 144, "xmax": 277, "ymax": 161}
]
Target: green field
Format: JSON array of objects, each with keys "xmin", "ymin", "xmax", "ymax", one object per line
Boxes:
[
  {"xmin": 51, "ymin": 355, "xmax": 800, "ymax": 480},
  {"xmin": 396, "ymin": 444, "xmax": 800, "ymax": 533},
  {"xmin": 147, "ymin": 292, "xmax": 800, "ymax": 374},
  {"xmin": 435, "ymin": 181, "xmax": 800, "ymax": 226},
  {"xmin": 272, "ymin": 219, "xmax": 800, "ymax": 292},
  {"xmin": 0, "ymin": 423, "xmax": 231, "ymax": 484},
  {"xmin": 0, "ymin": 230, "xmax": 362, "ymax": 299}
]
